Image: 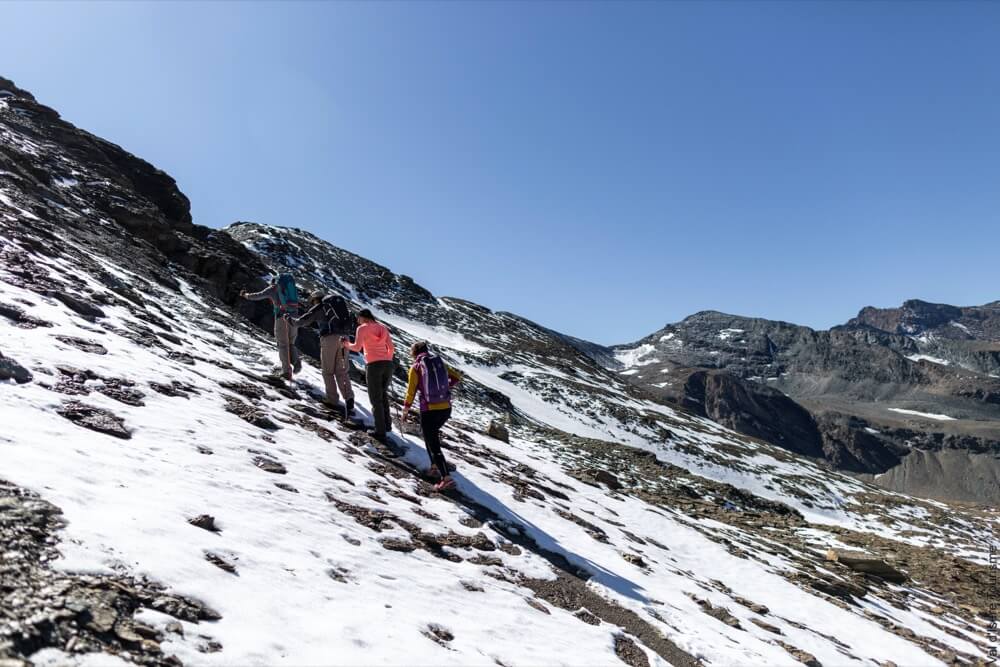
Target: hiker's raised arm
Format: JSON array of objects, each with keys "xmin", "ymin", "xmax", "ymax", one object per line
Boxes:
[
  {"xmin": 344, "ymin": 325, "xmax": 364, "ymax": 352},
  {"xmin": 294, "ymin": 301, "xmax": 323, "ymax": 327},
  {"xmin": 243, "ymin": 285, "xmax": 276, "ymax": 302}
]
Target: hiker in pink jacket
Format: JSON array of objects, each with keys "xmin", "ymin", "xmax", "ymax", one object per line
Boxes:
[{"xmin": 344, "ymin": 309, "xmax": 396, "ymax": 441}]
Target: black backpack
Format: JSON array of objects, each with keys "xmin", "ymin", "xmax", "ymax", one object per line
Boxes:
[{"xmin": 319, "ymin": 295, "xmax": 355, "ymax": 337}]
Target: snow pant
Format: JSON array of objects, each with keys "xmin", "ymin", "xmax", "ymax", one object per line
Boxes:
[
  {"xmin": 320, "ymin": 335, "xmax": 354, "ymax": 404},
  {"xmin": 420, "ymin": 407, "xmax": 452, "ymax": 476},
  {"xmin": 365, "ymin": 360, "xmax": 394, "ymax": 437},
  {"xmin": 274, "ymin": 318, "xmax": 300, "ymax": 378}
]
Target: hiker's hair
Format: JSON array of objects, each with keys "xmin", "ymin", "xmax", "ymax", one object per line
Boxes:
[
  {"xmin": 356, "ymin": 308, "xmax": 376, "ymax": 322},
  {"xmin": 411, "ymin": 341, "xmax": 429, "ymax": 357}
]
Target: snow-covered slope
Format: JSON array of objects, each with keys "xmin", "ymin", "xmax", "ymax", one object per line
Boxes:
[{"xmin": 2, "ymin": 76, "xmax": 999, "ymax": 666}]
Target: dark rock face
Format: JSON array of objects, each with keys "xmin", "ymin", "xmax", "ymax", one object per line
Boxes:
[
  {"xmin": 681, "ymin": 369, "xmax": 824, "ymax": 459},
  {"xmin": 813, "ymin": 413, "xmax": 907, "ymax": 473},
  {"xmin": 0, "ymin": 75, "xmax": 276, "ymax": 344},
  {"xmin": 848, "ymin": 299, "xmax": 999, "ymax": 339}
]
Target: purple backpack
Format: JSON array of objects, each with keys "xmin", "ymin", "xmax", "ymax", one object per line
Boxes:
[{"xmin": 418, "ymin": 354, "xmax": 451, "ymax": 405}]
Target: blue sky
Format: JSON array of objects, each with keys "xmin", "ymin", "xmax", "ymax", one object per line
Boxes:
[{"xmin": 2, "ymin": 1, "xmax": 998, "ymax": 344}]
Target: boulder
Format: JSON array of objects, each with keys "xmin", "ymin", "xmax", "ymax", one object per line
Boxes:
[
  {"xmin": 56, "ymin": 400, "xmax": 131, "ymax": 439},
  {"xmin": 825, "ymin": 549, "xmax": 906, "ymax": 583},
  {"xmin": 0, "ymin": 353, "xmax": 32, "ymax": 384},
  {"xmin": 594, "ymin": 469, "xmax": 623, "ymax": 490},
  {"xmin": 188, "ymin": 514, "xmax": 220, "ymax": 533},
  {"xmin": 487, "ymin": 419, "xmax": 510, "ymax": 443}
]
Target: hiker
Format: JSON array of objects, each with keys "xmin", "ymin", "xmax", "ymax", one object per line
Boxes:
[
  {"xmin": 291, "ymin": 292, "xmax": 356, "ymax": 420},
  {"xmin": 402, "ymin": 341, "xmax": 462, "ymax": 491},
  {"xmin": 240, "ymin": 274, "xmax": 301, "ymax": 380},
  {"xmin": 343, "ymin": 309, "xmax": 395, "ymax": 442}
]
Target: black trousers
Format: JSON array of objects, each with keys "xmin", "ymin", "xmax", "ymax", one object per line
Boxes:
[
  {"xmin": 420, "ymin": 408, "xmax": 452, "ymax": 475},
  {"xmin": 366, "ymin": 360, "xmax": 394, "ymax": 436}
]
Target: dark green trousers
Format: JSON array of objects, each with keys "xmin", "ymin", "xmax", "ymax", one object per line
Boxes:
[{"xmin": 366, "ymin": 360, "xmax": 394, "ymax": 436}]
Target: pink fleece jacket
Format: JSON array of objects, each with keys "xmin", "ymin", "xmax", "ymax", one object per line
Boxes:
[{"xmin": 346, "ymin": 321, "xmax": 395, "ymax": 363}]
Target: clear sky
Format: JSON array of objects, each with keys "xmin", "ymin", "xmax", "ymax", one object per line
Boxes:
[{"xmin": 2, "ymin": 1, "xmax": 998, "ymax": 344}]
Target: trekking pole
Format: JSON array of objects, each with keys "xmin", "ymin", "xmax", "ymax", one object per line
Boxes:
[{"xmin": 391, "ymin": 372, "xmax": 405, "ymax": 433}]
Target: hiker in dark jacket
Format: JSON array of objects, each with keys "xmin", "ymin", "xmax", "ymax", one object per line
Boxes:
[
  {"xmin": 343, "ymin": 309, "xmax": 396, "ymax": 442},
  {"xmin": 402, "ymin": 341, "xmax": 462, "ymax": 491},
  {"xmin": 292, "ymin": 293, "xmax": 356, "ymax": 420},
  {"xmin": 241, "ymin": 275, "xmax": 301, "ymax": 380}
]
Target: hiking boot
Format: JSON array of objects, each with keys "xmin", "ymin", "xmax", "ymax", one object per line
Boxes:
[
  {"xmin": 433, "ymin": 477, "xmax": 455, "ymax": 492},
  {"xmin": 293, "ymin": 359, "xmax": 303, "ymax": 374},
  {"xmin": 344, "ymin": 397, "xmax": 355, "ymax": 420},
  {"xmin": 427, "ymin": 464, "xmax": 442, "ymax": 480}
]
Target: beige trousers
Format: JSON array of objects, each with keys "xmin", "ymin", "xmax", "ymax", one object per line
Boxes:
[
  {"xmin": 320, "ymin": 335, "xmax": 354, "ymax": 404},
  {"xmin": 274, "ymin": 318, "xmax": 299, "ymax": 378}
]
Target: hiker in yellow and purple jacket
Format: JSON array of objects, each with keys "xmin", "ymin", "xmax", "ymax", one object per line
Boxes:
[{"xmin": 402, "ymin": 341, "xmax": 462, "ymax": 491}]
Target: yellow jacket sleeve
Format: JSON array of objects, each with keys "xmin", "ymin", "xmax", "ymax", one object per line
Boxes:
[{"xmin": 403, "ymin": 366, "xmax": 419, "ymax": 407}]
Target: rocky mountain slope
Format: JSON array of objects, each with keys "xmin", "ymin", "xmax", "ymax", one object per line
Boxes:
[
  {"xmin": 605, "ymin": 304, "xmax": 1000, "ymax": 504},
  {"xmin": 2, "ymin": 75, "xmax": 999, "ymax": 666}
]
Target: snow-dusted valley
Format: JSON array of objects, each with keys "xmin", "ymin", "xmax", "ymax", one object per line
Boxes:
[{"xmin": 2, "ymin": 76, "xmax": 999, "ymax": 667}]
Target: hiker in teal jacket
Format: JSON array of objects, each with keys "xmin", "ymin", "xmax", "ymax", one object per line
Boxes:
[{"xmin": 241, "ymin": 275, "xmax": 302, "ymax": 379}]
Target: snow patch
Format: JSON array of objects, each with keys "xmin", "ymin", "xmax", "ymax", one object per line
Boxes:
[
  {"xmin": 614, "ymin": 343, "xmax": 658, "ymax": 368},
  {"xmin": 906, "ymin": 354, "xmax": 950, "ymax": 366},
  {"xmin": 888, "ymin": 408, "xmax": 957, "ymax": 422}
]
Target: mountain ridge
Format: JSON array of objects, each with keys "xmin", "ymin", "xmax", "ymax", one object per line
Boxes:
[{"xmin": 599, "ymin": 300, "xmax": 1000, "ymax": 503}]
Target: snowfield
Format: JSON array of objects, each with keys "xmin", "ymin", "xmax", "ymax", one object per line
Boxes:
[{"xmin": 0, "ymin": 238, "xmax": 996, "ymax": 666}]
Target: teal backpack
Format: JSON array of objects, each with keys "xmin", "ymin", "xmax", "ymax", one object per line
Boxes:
[{"xmin": 273, "ymin": 273, "xmax": 299, "ymax": 316}]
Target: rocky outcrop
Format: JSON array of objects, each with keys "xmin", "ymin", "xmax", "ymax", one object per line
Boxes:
[
  {"xmin": 812, "ymin": 412, "xmax": 907, "ymax": 473},
  {"xmin": 848, "ymin": 299, "xmax": 1000, "ymax": 339},
  {"xmin": 0, "ymin": 479, "xmax": 220, "ymax": 664},
  {"xmin": 0, "ymin": 76, "xmax": 276, "ymax": 338},
  {"xmin": 679, "ymin": 369, "xmax": 824, "ymax": 459},
  {"xmin": 0, "ymin": 352, "xmax": 31, "ymax": 384}
]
